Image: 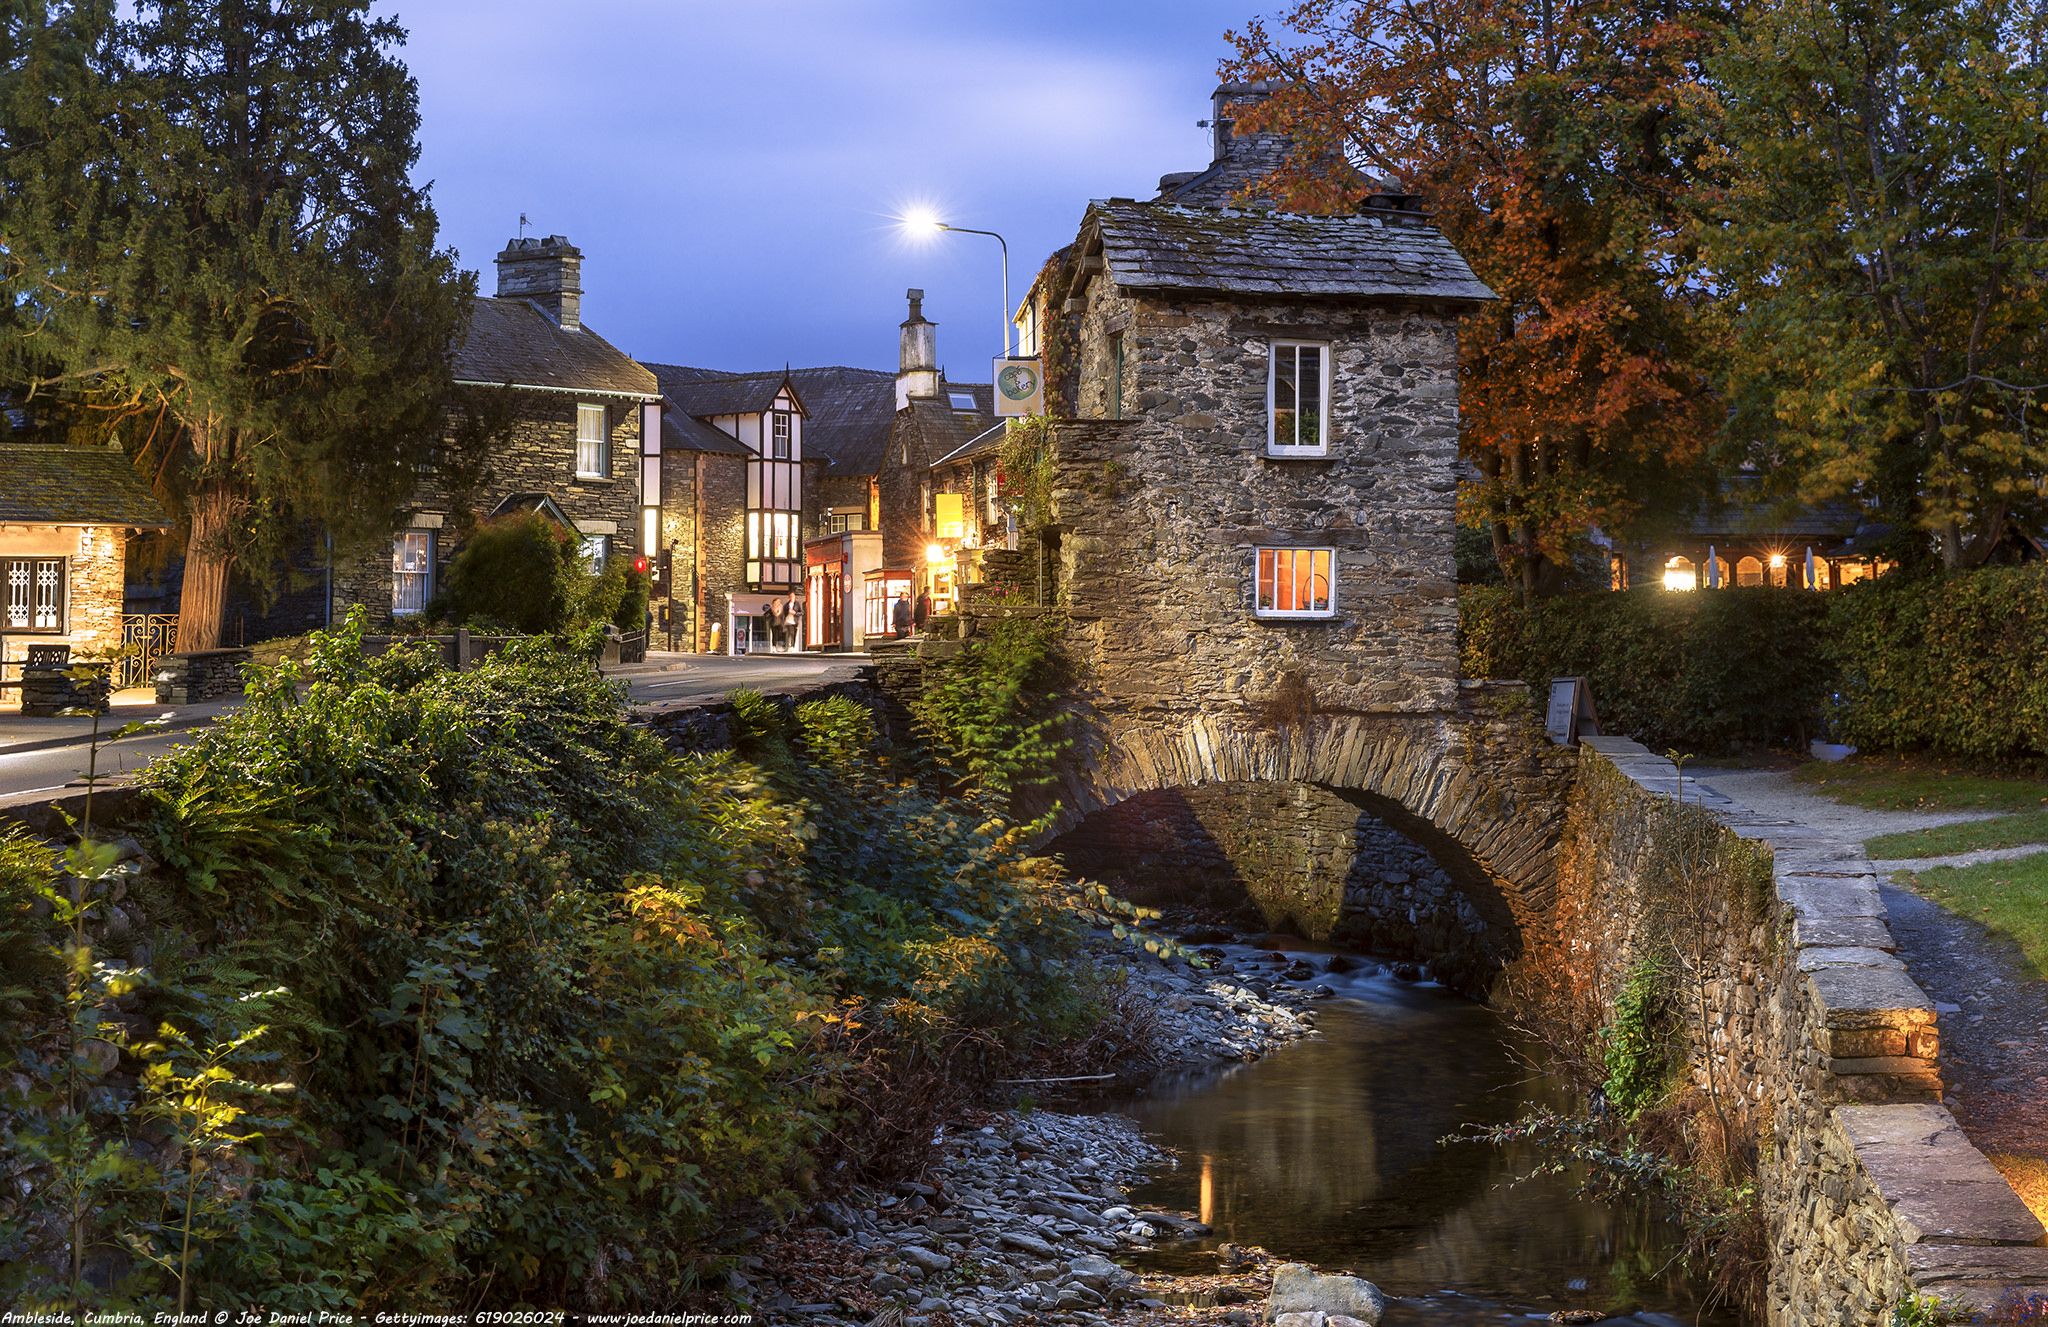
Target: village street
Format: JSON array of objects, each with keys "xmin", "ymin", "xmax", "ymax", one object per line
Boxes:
[{"xmin": 0, "ymin": 651, "xmax": 864, "ymax": 802}]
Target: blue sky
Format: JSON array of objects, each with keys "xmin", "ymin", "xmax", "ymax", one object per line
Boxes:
[{"xmin": 385, "ymin": 0, "xmax": 1271, "ymax": 379}]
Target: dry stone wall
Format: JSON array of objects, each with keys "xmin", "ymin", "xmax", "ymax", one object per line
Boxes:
[{"xmin": 1573, "ymin": 739, "xmax": 2048, "ymax": 1325}]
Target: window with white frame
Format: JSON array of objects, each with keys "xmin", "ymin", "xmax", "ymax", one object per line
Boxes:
[
  {"xmin": 391, "ymin": 531, "xmax": 434, "ymax": 617},
  {"xmin": 770, "ymin": 410, "xmax": 792, "ymax": 460},
  {"xmin": 2, "ymin": 557, "xmax": 64, "ymax": 632},
  {"xmin": 827, "ymin": 509, "xmax": 865, "ymax": 534},
  {"xmin": 575, "ymin": 403, "xmax": 609, "ymax": 477},
  {"xmin": 1267, "ymin": 341, "xmax": 1330, "ymax": 455},
  {"xmin": 579, "ymin": 534, "xmax": 610, "ymax": 574},
  {"xmin": 1254, "ymin": 547, "xmax": 1336, "ymax": 618}
]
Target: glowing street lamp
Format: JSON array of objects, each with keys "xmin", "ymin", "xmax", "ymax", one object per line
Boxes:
[{"xmin": 900, "ymin": 210, "xmax": 1012, "ymax": 357}]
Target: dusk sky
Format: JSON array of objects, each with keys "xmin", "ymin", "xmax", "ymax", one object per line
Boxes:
[{"xmin": 384, "ymin": 0, "xmax": 1278, "ymax": 380}]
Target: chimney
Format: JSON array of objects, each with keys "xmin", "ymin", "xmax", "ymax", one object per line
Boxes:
[
  {"xmin": 1210, "ymin": 81, "xmax": 1280, "ymax": 165},
  {"xmin": 496, "ymin": 234, "xmax": 584, "ymax": 331},
  {"xmin": 896, "ymin": 288, "xmax": 939, "ymax": 410}
]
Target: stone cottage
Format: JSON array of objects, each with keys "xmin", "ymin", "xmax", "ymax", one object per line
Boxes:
[
  {"xmin": 1024, "ymin": 82, "xmax": 1496, "ymax": 716},
  {"xmin": 0, "ymin": 442, "xmax": 171, "ymax": 699},
  {"xmin": 331, "ymin": 235, "xmax": 663, "ymax": 629}
]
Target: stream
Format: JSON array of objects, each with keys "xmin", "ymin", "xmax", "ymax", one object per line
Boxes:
[{"xmin": 1105, "ymin": 938, "xmax": 1741, "ymax": 1325}]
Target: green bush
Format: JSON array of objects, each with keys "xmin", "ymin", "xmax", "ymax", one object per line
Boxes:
[
  {"xmin": 1826, "ymin": 567, "xmax": 2048, "ymax": 760},
  {"xmin": 432, "ymin": 511, "xmax": 577, "ymax": 633},
  {"xmin": 1463, "ymin": 567, "xmax": 2048, "ymax": 760},
  {"xmin": 1, "ymin": 610, "xmax": 1112, "ymax": 1312},
  {"xmin": 1461, "ymin": 585, "xmax": 1832, "ymax": 753},
  {"xmin": 908, "ymin": 612, "xmax": 1075, "ymax": 811}
]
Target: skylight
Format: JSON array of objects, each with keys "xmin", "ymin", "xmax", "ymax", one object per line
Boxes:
[{"xmin": 948, "ymin": 391, "xmax": 976, "ymax": 411}]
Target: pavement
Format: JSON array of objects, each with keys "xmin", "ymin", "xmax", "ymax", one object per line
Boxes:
[{"xmin": 0, "ymin": 649, "xmax": 870, "ymax": 804}]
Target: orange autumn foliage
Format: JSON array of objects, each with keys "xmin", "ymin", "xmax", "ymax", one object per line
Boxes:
[{"xmin": 1224, "ymin": 0, "xmax": 1720, "ymax": 597}]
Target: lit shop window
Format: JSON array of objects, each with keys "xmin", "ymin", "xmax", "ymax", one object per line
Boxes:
[{"xmin": 1255, "ymin": 547, "xmax": 1336, "ymax": 618}]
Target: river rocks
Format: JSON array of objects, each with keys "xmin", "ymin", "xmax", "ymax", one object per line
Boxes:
[
  {"xmin": 898, "ymin": 1244, "xmax": 951, "ymax": 1274},
  {"xmin": 1265, "ymin": 1262, "xmax": 1387, "ymax": 1325}
]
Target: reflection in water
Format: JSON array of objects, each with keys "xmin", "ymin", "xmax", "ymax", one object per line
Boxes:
[{"xmin": 1112, "ymin": 949, "xmax": 1738, "ymax": 1325}]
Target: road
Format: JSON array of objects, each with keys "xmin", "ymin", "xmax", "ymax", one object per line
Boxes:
[{"xmin": 0, "ymin": 652, "xmax": 868, "ymax": 803}]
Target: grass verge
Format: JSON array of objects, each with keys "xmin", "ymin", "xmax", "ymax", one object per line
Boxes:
[
  {"xmin": 1792, "ymin": 756, "xmax": 2048, "ymax": 813},
  {"xmin": 1904, "ymin": 853, "xmax": 2048, "ymax": 979},
  {"xmin": 1866, "ymin": 809, "xmax": 2048, "ymax": 860}
]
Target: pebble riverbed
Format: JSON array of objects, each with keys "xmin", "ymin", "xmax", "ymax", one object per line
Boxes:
[{"xmin": 753, "ymin": 937, "xmax": 1336, "ymax": 1326}]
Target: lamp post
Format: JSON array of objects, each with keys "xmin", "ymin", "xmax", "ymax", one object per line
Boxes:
[{"xmin": 903, "ymin": 211, "xmax": 1011, "ymax": 357}]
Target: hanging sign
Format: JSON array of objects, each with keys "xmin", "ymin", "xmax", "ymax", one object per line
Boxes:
[{"xmin": 993, "ymin": 356, "xmax": 1044, "ymax": 417}]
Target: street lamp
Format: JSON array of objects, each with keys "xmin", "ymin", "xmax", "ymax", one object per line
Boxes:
[{"xmin": 901, "ymin": 211, "xmax": 1012, "ymax": 357}]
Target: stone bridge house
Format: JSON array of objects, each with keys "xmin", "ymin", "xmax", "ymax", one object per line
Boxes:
[{"xmin": 991, "ymin": 84, "xmax": 1575, "ymax": 993}]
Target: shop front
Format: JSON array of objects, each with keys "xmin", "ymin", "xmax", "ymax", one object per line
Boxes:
[
  {"xmin": 863, "ymin": 568, "xmax": 915, "ymax": 641},
  {"xmin": 804, "ymin": 529, "xmax": 883, "ymax": 651},
  {"xmin": 726, "ymin": 590, "xmax": 804, "ymax": 656}
]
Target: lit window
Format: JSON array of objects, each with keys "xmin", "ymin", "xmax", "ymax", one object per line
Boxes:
[
  {"xmin": 580, "ymin": 534, "xmax": 610, "ymax": 574},
  {"xmin": 827, "ymin": 510, "xmax": 865, "ymax": 534},
  {"xmin": 1736, "ymin": 555, "xmax": 1764, "ymax": 587},
  {"xmin": 1268, "ymin": 342, "xmax": 1330, "ymax": 455},
  {"xmin": 2, "ymin": 557, "xmax": 64, "ymax": 632},
  {"xmin": 1254, "ymin": 547, "xmax": 1336, "ymax": 618},
  {"xmin": 576, "ymin": 403, "xmax": 608, "ymax": 477},
  {"xmin": 1662, "ymin": 556, "xmax": 1697, "ymax": 592},
  {"xmin": 391, "ymin": 531, "xmax": 434, "ymax": 616}
]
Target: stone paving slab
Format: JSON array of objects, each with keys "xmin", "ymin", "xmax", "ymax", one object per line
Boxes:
[
  {"xmin": 1838, "ymin": 1105, "xmax": 2047, "ymax": 1247},
  {"xmin": 1905, "ymin": 1245, "xmax": 2048, "ymax": 1315}
]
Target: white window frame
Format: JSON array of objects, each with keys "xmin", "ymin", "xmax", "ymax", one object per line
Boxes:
[
  {"xmin": 1254, "ymin": 546, "xmax": 1338, "ymax": 619},
  {"xmin": 391, "ymin": 531, "xmax": 435, "ymax": 617},
  {"xmin": 770, "ymin": 409, "xmax": 792, "ymax": 460},
  {"xmin": 579, "ymin": 533, "xmax": 610, "ymax": 574},
  {"xmin": 1266, "ymin": 341, "xmax": 1332, "ymax": 456},
  {"xmin": 575, "ymin": 403, "xmax": 609, "ymax": 478}
]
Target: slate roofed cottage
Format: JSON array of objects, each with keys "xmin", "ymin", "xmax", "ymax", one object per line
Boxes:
[
  {"xmin": 0, "ymin": 442, "xmax": 172, "ymax": 702},
  {"xmin": 330, "ymin": 235, "xmax": 664, "ymax": 630}
]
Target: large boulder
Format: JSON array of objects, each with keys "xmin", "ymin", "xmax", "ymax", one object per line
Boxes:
[{"xmin": 1265, "ymin": 1263, "xmax": 1387, "ymax": 1325}]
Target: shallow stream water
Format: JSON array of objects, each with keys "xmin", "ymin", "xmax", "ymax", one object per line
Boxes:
[{"xmin": 1108, "ymin": 939, "xmax": 1741, "ymax": 1325}]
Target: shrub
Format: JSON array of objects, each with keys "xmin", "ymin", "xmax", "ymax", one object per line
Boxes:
[
  {"xmin": 2, "ymin": 609, "xmax": 1118, "ymax": 1311},
  {"xmin": 432, "ymin": 511, "xmax": 577, "ymax": 633},
  {"xmin": 1461, "ymin": 585, "xmax": 1831, "ymax": 752},
  {"xmin": 1826, "ymin": 567, "xmax": 2048, "ymax": 760},
  {"xmin": 908, "ymin": 612, "xmax": 1075, "ymax": 810}
]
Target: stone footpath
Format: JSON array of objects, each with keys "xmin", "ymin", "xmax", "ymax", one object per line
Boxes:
[
  {"xmin": 1608, "ymin": 744, "xmax": 2048, "ymax": 1322},
  {"xmin": 752, "ymin": 941, "xmax": 1321, "ymax": 1327}
]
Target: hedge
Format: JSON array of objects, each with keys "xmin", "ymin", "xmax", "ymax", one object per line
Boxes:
[{"xmin": 1461, "ymin": 566, "xmax": 2048, "ymax": 760}]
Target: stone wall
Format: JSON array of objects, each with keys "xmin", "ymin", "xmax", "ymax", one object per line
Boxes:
[
  {"xmin": 154, "ymin": 647, "xmax": 252, "ymax": 704},
  {"xmin": 1570, "ymin": 739, "xmax": 2048, "ymax": 1324},
  {"xmin": 0, "ymin": 525, "xmax": 127, "ymax": 677}
]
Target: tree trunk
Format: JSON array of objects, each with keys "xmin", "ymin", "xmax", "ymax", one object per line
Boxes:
[{"xmin": 175, "ymin": 415, "xmax": 239, "ymax": 653}]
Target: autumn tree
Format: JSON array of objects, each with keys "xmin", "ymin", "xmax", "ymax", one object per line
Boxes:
[
  {"xmin": 1224, "ymin": 0, "xmax": 1722, "ymax": 599},
  {"xmin": 0, "ymin": 0, "xmax": 473, "ymax": 650},
  {"xmin": 1697, "ymin": 0, "xmax": 2048, "ymax": 569}
]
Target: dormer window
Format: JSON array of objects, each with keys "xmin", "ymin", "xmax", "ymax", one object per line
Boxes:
[
  {"xmin": 576, "ymin": 403, "xmax": 609, "ymax": 477},
  {"xmin": 771, "ymin": 409, "xmax": 792, "ymax": 460},
  {"xmin": 1267, "ymin": 342, "xmax": 1330, "ymax": 456}
]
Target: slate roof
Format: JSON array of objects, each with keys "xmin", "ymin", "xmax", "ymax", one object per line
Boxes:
[
  {"xmin": 786, "ymin": 367, "xmax": 896, "ymax": 477},
  {"xmin": 0, "ymin": 444, "xmax": 170, "ymax": 528},
  {"xmin": 1086, "ymin": 202, "xmax": 1495, "ymax": 305},
  {"xmin": 643, "ymin": 364, "xmax": 756, "ymax": 457},
  {"xmin": 654, "ymin": 368, "xmax": 791, "ymax": 419},
  {"xmin": 455, "ymin": 296, "xmax": 660, "ymax": 399},
  {"xmin": 1685, "ymin": 498, "xmax": 1867, "ymax": 541},
  {"xmin": 645, "ymin": 363, "xmax": 901, "ymax": 474},
  {"xmin": 914, "ymin": 383, "xmax": 1003, "ymax": 469}
]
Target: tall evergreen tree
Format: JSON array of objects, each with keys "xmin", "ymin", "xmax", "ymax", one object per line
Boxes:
[
  {"xmin": 1224, "ymin": 0, "xmax": 1723, "ymax": 600},
  {"xmin": 0, "ymin": 0, "xmax": 473, "ymax": 650},
  {"xmin": 1698, "ymin": 0, "xmax": 2048, "ymax": 568}
]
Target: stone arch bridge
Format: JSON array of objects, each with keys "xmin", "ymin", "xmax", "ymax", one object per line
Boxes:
[{"xmin": 1036, "ymin": 682, "xmax": 1579, "ymax": 993}]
